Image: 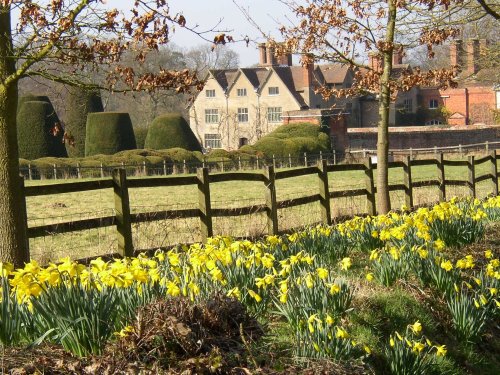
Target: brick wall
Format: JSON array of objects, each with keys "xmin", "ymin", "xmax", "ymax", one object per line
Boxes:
[
  {"xmin": 419, "ymin": 86, "xmax": 497, "ymax": 126},
  {"xmin": 347, "ymin": 124, "xmax": 500, "ymax": 150}
]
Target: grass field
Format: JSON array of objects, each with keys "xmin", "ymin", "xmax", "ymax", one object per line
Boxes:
[{"xmin": 26, "ymin": 159, "xmax": 498, "ymax": 262}]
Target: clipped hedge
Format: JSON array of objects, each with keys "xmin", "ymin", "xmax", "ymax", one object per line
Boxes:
[
  {"xmin": 17, "ymin": 95, "xmax": 50, "ymax": 112},
  {"xmin": 65, "ymin": 88, "xmax": 104, "ymax": 157},
  {"xmin": 144, "ymin": 113, "xmax": 201, "ymax": 152},
  {"xmin": 134, "ymin": 127, "xmax": 149, "ymax": 149},
  {"xmin": 17, "ymin": 100, "xmax": 68, "ymax": 160},
  {"xmin": 251, "ymin": 122, "xmax": 330, "ymax": 158},
  {"xmin": 85, "ymin": 112, "xmax": 136, "ymax": 156}
]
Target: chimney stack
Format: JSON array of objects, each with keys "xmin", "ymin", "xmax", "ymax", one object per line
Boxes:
[
  {"xmin": 258, "ymin": 43, "xmax": 267, "ymax": 66},
  {"xmin": 392, "ymin": 45, "xmax": 404, "ymax": 65},
  {"xmin": 276, "ymin": 52, "xmax": 293, "ymax": 66},
  {"xmin": 450, "ymin": 39, "xmax": 463, "ymax": 68},
  {"xmin": 266, "ymin": 44, "xmax": 277, "ymax": 66},
  {"xmin": 466, "ymin": 39, "xmax": 480, "ymax": 75},
  {"xmin": 368, "ymin": 52, "xmax": 382, "ymax": 72}
]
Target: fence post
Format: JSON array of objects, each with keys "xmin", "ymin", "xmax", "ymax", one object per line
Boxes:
[
  {"xmin": 438, "ymin": 153, "xmax": 446, "ymax": 202},
  {"xmin": 288, "ymin": 153, "xmax": 292, "ymax": 168},
  {"xmin": 19, "ymin": 176, "xmax": 30, "ymax": 264},
  {"xmin": 197, "ymin": 167, "xmax": 213, "ymax": 241},
  {"xmin": 491, "ymin": 150, "xmax": 498, "ymax": 196},
  {"xmin": 434, "ymin": 146, "xmax": 437, "ymax": 158},
  {"xmin": 183, "ymin": 159, "xmax": 187, "ymax": 174},
  {"xmin": 318, "ymin": 159, "xmax": 332, "ymax": 225},
  {"xmin": 28, "ymin": 164, "xmax": 33, "ymax": 180},
  {"xmin": 265, "ymin": 165, "xmax": 279, "ymax": 235},
  {"xmin": 485, "ymin": 141, "xmax": 489, "ymax": 153},
  {"xmin": 459, "ymin": 144, "xmax": 463, "ymax": 158},
  {"xmin": 163, "ymin": 160, "xmax": 167, "ymax": 175},
  {"xmin": 53, "ymin": 164, "xmax": 57, "ymax": 180},
  {"xmin": 100, "ymin": 163, "xmax": 104, "ymax": 178},
  {"xmin": 468, "ymin": 155, "xmax": 476, "ymax": 198},
  {"xmin": 256, "ymin": 155, "xmax": 260, "ymax": 170},
  {"xmin": 363, "ymin": 149, "xmax": 367, "ymax": 158},
  {"xmin": 304, "ymin": 152, "xmax": 307, "ymax": 167},
  {"xmin": 202, "ymin": 157, "xmax": 206, "ymax": 169},
  {"xmin": 221, "ymin": 158, "xmax": 224, "ymax": 173},
  {"xmin": 364, "ymin": 157, "xmax": 376, "ymax": 216},
  {"xmin": 409, "ymin": 148, "xmax": 413, "ymax": 160},
  {"xmin": 76, "ymin": 162, "xmax": 82, "ymax": 179},
  {"xmin": 319, "ymin": 151, "xmax": 323, "ymax": 162},
  {"xmin": 112, "ymin": 168, "xmax": 133, "ymax": 258},
  {"xmin": 403, "ymin": 155, "xmax": 413, "ymax": 209},
  {"xmin": 142, "ymin": 161, "xmax": 147, "ymax": 176},
  {"xmin": 333, "ymin": 152, "xmax": 337, "ymax": 165},
  {"xmin": 238, "ymin": 156, "xmax": 242, "ymax": 171},
  {"xmin": 273, "ymin": 154, "xmax": 276, "ymax": 170}
]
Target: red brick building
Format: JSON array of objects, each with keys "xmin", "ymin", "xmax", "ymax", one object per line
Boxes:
[{"xmin": 416, "ymin": 39, "xmax": 498, "ymax": 126}]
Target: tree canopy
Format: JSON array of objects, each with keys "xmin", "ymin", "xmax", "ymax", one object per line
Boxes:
[{"xmin": 0, "ymin": 0, "xmax": 233, "ymax": 265}]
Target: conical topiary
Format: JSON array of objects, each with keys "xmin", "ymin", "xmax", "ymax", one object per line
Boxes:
[
  {"xmin": 144, "ymin": 113, "xmax": 201, "ymax": 151},
  {"xmin": 17, "ymin": 100, "xmax": 68, "ymax": 160},
  {"xmin": 85, "ymin": 112, "xmax": 137, "ymax": 156},
  {"xmin": 64, "ymin": 87, "xmax": 104, "ymax": 157}
]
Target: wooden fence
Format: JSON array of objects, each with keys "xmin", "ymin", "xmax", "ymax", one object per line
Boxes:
[{"xmin": 20, "ymin": 151, "xmax": 500, "ymax": 263}]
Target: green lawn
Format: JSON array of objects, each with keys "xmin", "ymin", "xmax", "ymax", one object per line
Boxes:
[{"xmin": 25, "ymin": 159, "xmax": 498, "ymax": 262}]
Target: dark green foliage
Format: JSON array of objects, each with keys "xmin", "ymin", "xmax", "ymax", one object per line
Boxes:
[
  {"xmin": 144, "ymin": 113, "xmax": 201, "ymax": 152},
  {"xmin": 251, "ymin": 123, "xmax": 330, "ymax": 158},
  {"xmin": 157, "ymin": 147, "xmax": 201, "ymax": 163},
  {"xmin": 17, "ymin": 95, "xmax": 50, "ymax": 112},
  {"xmin": 85, "ymin": 112, "xmax": 137, "ymax": 156},
  {"xmin": 64, "ymin": 88, "xmax": 104, "ymax": 157},
  {"xmin": 17, "ymin": 100, "xmax": 68, "ymax": 160},
  {"xmin": 134, "ymin": 127, "xmax": 149, "ymax": 149}
]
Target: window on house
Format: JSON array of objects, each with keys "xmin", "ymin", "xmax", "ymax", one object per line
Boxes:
[
  {"xmin": 206, "ymin": 89, "xmax": 215, "ymax": 98},
  {"xmin": 267, "ymin": 107, "xmax": 282, "ymax": 122},
  {"xmin": 205, "ymin": 109, "xmax": 219, "ymax": 123},
  {"xmin": 268, "ymin": 86, "xmax": 279, "ymax": 96},
  {"xmin": 237, "ymin": 108, "xmax": 249, "ymax": 123},
  {"xmin": 429, "ymin": 99, "xmax": 439, "ymax": 109},
  {"xmin": 425, "ymin": 119, "xmax": 443, "ymax": 125},
  {"xmin": 403, "ymin": 99, "xmax": 413, "ymax": 112},
  {"xmin": 239, "ymin": 138, "xmax": 249, "ymax": 147},
  {"xmin": 237, "ymin": 88, "xmax": 247, "ymax": 97},
  {"xmin": 204, "ymin": 133, "xmax": 221, "ymax": 149}
]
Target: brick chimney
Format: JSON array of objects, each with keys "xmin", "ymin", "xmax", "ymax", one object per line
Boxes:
[
  {"xmin": 368, "ymin": 52, "xmax": 382, "ymax": 72},
  {"xmin": 266, "ymin": 44, "xmax": 277, "ymax": 66},
  {"xmin": 466, "ymin": 39, "xmax": 480, "ymax": 75},
  {"xmin": 258, "ymin": 43, "xmax": 267, "ymax": 66},
  {"xmin": 450, "ymin": 39, "xmax": 463, "ymax": 68},
  {"xmin": 277, "ymin": 52, "xmax": 293, "ymax": 66},
  {"xmin": 392, "ymin": 45, "xmax": 404, "ymax": 65}
]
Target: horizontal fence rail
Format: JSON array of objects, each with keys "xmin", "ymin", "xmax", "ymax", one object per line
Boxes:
[
  {"xmin": 18, "ymin": 141, "xmax": 500, "ymax": 182},
  {"xmin": 20, "ymin": 150, "xmax": 500, "ymax": 263}
]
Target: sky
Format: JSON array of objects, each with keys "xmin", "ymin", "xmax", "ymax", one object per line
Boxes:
[{"xmin": 107, "ymin": 0, "xmax": 295, "ymax": 67}]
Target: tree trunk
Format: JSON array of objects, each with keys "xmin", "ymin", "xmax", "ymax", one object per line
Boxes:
[
  {"xmin": 376, "ymin": 0, "xmax": 397, "ymax": 214},
  {"xmin": 0, "ymin": 6, "xmax": 29, "ymax": 265}
]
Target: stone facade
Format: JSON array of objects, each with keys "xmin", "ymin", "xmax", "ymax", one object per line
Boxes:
[{"xmin": 188, "ymin": 44, "xmax": 354, "ymax": 150}]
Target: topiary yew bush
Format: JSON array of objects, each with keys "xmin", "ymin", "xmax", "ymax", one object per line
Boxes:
[
  {"xmin": 134, "ymin": 127, "xmax": 149, "ymax": 149},
  {"xmin": 252, "ymin": 122, "xmax": 330, "ymax": 158},
  {"xmin": 85, "ymin": 112, "xmax": 137, "ymax": 156},
  {"xmin": 144, "ymin": 113, "xmax": 201, "ymax": 152},
  {"xmin": 17, "ymin": 100, "xmax": 68, "ymax": 160},
  {"xmin": 17, "ymin": 94, "xmax": 51, "ymax": 111},
  {"xmin": 65, "ymin": 88, "xmax": 104, "ymax": 157}
]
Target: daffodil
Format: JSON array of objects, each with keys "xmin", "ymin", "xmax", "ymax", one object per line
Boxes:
[
  {"xmin": 410, "ymin": 320, "xmax": 422, "ymax": 335},
  {"xmin": 340, "ymin": 257, "xmax": 352, "ymax": 271},
  {"xmin": 435, "ymin": 344, "xmax": 447, "ymax": 356}
]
